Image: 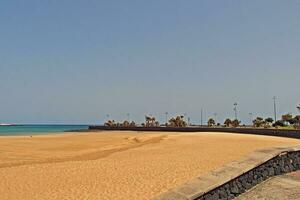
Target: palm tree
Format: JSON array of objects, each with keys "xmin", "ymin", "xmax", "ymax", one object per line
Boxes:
[
  {"xmin": 253, "ymin": 117, "xmax": 265, "ymax": 127},
  {"xmin": 145, "ymin": 116, "xmax": 152, "ymax": 127},
  {"xmin": 282, "ymin": 113, "xmax": 294, "ymax": 125},
  {"xmin": 122, "ymin": 120, "xmax": 130, "ymax": 127},
  {"xmin": 232, "ymin": 119, "xmax": 240, "ymax": 127},
  {"xmin": 168, "ymin": 115, "xmax": 187, "ymax": 127},
  {"xmin": 294, "ymin": 115, "xmax": 300, "ymax": 129},
  {"xmin": 129, "ymin": 121, "xmax": 136, "ymax": 127},
  {"xmin": 265, "ymin": 117, "xmax": 274, "ymax": 127},
  {"xmin": 282, "ymin": 113, "xmax": 293, "ymax": 121},
  {"xmin": 104, "ymin": 120, "xmax": 116, "ymax": 127},
  {"xmin": 145, "ymin": 115, "xmax": 158, "ymax": 127},
  {"xmin": 294, "ymin": 115, "xmax": 300, "ymax": 122},
  {"xmin": 296, "ymin": 105, "xmax": 300, "ymax": 129},
  {"xmin": 150, "ymin": 117, "xmax": 156, "ymax": 126},
  {"xmin": 224, "ymin": 119, "xmax": 232, "ymax": 127},
  {"xmin": 207, "ymin": 118, "xmax": 215, "ymax": 127},
  {"xmin": 265, "ymin": 117, "xmax": 274, "ymax": 124}
]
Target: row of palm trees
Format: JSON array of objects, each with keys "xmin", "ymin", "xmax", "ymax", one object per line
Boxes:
[
  {"xmin": 207, "ymin": 105, "xmax": 300, "ymax": 128},
  {"xmin": 104, "ymin": 115, "xmax": 188, "ymax": 127},
  {"xmin": 248, "ymin": 105, "xmax": 300, "ymax": 128},
  {"xmin": 207, "ymin": 118, "xmax": 241, "ymax": 127},
  {"xmin": 207, "ymin": 115, "xmax": 300, "ymax": 129},
  {"xmin": 104, "ymin": 104, "xmax": 300, "ymax": 128},
  {"xmin": 104, "ymin": 120, "xmax": 136, "ymax": 127},
  {"xmin": 250, "ymin": 114, "xmax": 300, "ymax": 128}
]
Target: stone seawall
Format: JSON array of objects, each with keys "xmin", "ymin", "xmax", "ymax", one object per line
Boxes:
[
  {"xmin": 89, "ymin": 126, "xmax": 300, "ymax": 139},
  {"xmin": 153, "ymin": 146, "xmax": 300, "ymax": 200}
]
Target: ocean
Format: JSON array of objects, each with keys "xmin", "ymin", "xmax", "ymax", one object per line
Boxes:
[{"xmin": 0, "ymin": 125, "xmax": 89, "ymax": 136}]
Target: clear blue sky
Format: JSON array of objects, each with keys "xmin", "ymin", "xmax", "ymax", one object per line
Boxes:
[{"xmin": 0, "ymin": 1, "xmax": 300, "ymax": 124}]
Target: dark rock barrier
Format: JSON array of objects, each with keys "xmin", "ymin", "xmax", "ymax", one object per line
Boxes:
[
  {"xmin": 89, "ymin": 126, "xmax": 300, "ymax": 139},
  {"xmin": 195, "ymin": 151, "xmax": 300, "ymax": 200}
]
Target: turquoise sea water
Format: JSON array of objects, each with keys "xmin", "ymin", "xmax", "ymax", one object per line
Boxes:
[{"xmin": 0, "ymin": 125, "xmax": 89, "ymax": 136}]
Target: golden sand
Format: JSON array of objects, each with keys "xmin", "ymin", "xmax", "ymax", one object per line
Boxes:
[{"xmin": 0, "ymin": 131, "xmax": 299, "ymax": 200}]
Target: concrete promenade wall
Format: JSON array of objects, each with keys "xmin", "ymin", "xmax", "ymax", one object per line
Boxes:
[
  {"xmin": 88, "ymin": 126, "xmax": 300, "ymax": 139},
  {"xmin": 152, "ymin": 146, "xmax": 300, "ymax": 200}
]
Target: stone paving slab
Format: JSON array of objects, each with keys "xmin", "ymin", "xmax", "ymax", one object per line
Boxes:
[{"xmin": 235, "ymin": 171, "xmax": 300, "ymax": 200}]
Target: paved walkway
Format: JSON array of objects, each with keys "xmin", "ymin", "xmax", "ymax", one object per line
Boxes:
[{"xmin": 236, "ymin": 171, "xmax": 300, "ymax": 200}]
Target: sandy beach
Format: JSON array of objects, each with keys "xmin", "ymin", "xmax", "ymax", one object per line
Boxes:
[{"xmin": 0, "ymin": 131, "xmax": 299, "ymax": 200}]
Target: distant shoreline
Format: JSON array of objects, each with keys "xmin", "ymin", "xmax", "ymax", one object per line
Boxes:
[{"xmin": 0, "ymin": 124, "xmax": 89, "ymax": 136}]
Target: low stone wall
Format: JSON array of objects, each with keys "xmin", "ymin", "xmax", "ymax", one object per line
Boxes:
[
  {"xmin": 153, "ymin": 146, "xmax": 300, "ymax": 200},
  {"xmin": 88, "ymin": 126, "xmax": 300, "ymax": 139}
]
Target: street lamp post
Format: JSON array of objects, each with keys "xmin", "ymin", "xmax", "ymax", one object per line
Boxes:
[
  {"xmin": 165, "ymin": 112, "xmax": 168, "ymax": 125},
  {"xmin": 213, "ymin": 113, "xmax": 217, "ymax": 124},
  {"xmin": 273, "ymin": 96, "xmax": 277, "ymax": 122},
  {"xmin": 201, "ymin": 108, "xmax": 203, "ymax": 126},
  {"xmin": 105, "ymin": 114, "xmax": 110, "ymax": 124},
  {"xmin": 126, "ymin": 113, "xmax": 130, "ymax": 121},
  {"xmin": 249, "ymin": 112, "xmax": 253, "ymax": 125},
  {"xmin": 234, "ymin": 103, "xmax": 238, "ymax": 120}
]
